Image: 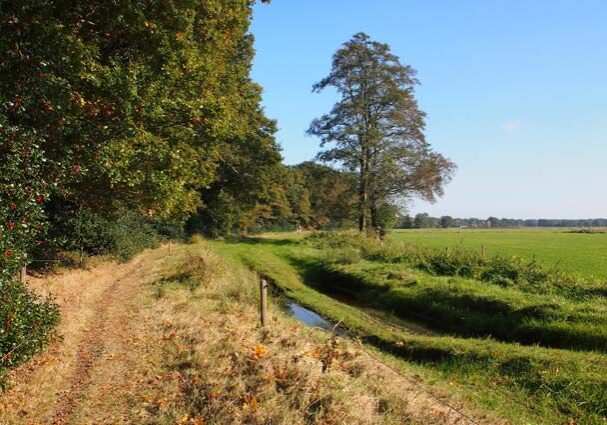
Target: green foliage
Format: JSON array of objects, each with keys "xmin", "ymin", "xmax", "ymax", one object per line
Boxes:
[
  {"xmin": 84, "ymin": 211, "xmax": 160, "ymax": 262},
  {"xmin": 0, "ymin": 122, "xmax": 64, "ymax": 380},
  {"xmin": 293, "ymin": 162, "xmax": 357, "ymax": 228},
  {"xmin": 0, "ymin": 280, "xmax": 60, "ymax": 379},
  {"xmin": 413, "ymin": 213, "xmax": 437, "ymax": 229},
  {"xmin": 1, "ymin": 0, "xmax": 272, "ymax": 219},
  {"xmin": 2, "ymin": 0, "xmax": 280, "ymax": 251},
  {"xmin": 44, "ymin": 206, "xmax": 168, "ymax": 262},
  {"xmin": 194, "ymin": 161, "xmax": 358, "ymax": 237},
  {"xmin": 372, "ymin": 203, "xmax": 400, "ymax": 238},
  {"xmin": 0, "ymin": 124, "xmax": 61, "ymax": 277},
  {"xmin": 308, "ymin": 33, "xmax": 455, "ymax": 233}
]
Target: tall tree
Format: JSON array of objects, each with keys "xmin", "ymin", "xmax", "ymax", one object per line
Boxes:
[
  {"xmin": 414, "ymin": 213, "xmax": 431, "ymax": 229},
  {"xmin": 308, "ymin": 33, "xmax": 455, "ymax": 234}
]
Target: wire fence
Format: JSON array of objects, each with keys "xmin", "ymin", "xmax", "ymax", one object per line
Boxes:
[
  {"xmin": 360, "ymin": 346, "xmax": 481, "ymax": 425},
  {"xmin": 258, "ymin": 273, "xmax": 481, "ymax": 425},
  {"xmin": 0, "ymin": 339, "xmax": 31, "ymax": 365},
  {"xmin": 4, "ymin": 245, "xmax": 481, "ymax": 424},
  {"xmin": 17, "ymin": 258, "xmax": 72, "ymax": 283}
]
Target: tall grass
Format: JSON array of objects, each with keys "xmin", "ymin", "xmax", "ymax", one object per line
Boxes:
[
  {"xmin": 306, "ymin": 231, "xmax": 607, "ymax": 299},
  {"xmin": 147, "ymin": 241, "xmax": 447, "ymax": 424},
  {"xmin": 391, "ymin": 228, "xmax": 607, "ymax": 279}
]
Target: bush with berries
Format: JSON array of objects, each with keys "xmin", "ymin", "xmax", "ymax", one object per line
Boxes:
[{"xmin": 0, "ymin": 122, "xmax": 61, "ymax": 379}]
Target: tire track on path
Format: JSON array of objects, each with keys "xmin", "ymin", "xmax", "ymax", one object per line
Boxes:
[{"xmin": 0, "ymin": 249, "xmax": 165, "ymax": 424}]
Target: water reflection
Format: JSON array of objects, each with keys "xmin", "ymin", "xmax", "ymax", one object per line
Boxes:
[{"xmin": 286, "ymin": 302, "xmax": 341, "ymax": 333}]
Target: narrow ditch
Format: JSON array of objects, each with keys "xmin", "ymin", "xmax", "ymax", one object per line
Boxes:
[{"xmin": 262, "ymin": 273, "xmax": 432, "ymax": 337}]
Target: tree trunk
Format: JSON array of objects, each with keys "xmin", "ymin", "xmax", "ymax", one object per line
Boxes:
[
  {"xmin": 358, "ymin": 180, "xmax": 367, "ymax": 232},
  {"xmin": 370, "ymin": 203, "xmax": 378, "ymax": 233},
  {"xmin": 358, "ymin": 157, "xmax": 368, "ymax": 232}
]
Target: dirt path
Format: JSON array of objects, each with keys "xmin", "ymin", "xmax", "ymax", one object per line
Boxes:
[
  {"xmin": 0, "ymin": 248, "xmax": 167, "ymax": 424},
  {"xmin": 0, "ymin": 245, "xmax": 494, "ymax": 425}
]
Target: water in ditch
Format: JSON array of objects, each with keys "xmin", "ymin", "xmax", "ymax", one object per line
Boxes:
[{"xmin": 284, "ymin": 301, "xmax": 346, "ymax": 335}]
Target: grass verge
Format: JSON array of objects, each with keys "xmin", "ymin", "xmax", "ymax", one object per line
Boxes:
[
  {"xmin": 210, "ymin": 234, "xmax": 607, "ymax": 425},
  {"xmin": 140, "ymin": 239, "xmax": 477, "ymax": 424}
]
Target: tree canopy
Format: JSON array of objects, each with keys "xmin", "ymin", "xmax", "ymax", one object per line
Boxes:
[
  {"xmin": 308, "ymin": 33, "xmax": 455, "ymax": 234},
  {"xmin": 0, "ymin": 0, "xmax": 282, "ymax": 370},
  {"xmin": 1, "ymin": 0, "xmax": 276, "ymax": 219}
]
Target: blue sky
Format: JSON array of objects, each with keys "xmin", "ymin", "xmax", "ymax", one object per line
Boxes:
[{"xmin": 250, "ymin": 1, "xmax": 607, "ymax": 219}]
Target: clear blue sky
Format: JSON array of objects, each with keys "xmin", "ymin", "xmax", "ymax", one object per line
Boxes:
[{"xmin": 250, "ymin": 1, "xmax": 607, "ymax": 219}]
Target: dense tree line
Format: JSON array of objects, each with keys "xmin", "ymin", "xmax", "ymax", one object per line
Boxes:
[
  {"xmin": 0, "ymin": 0, "xmax": 281, "ymax": 371},
  {"xmin": 1, "ymin": 3, "xmax": 454, "ymax": 371},
  {"xmin": 399, "ymin": 214, "xmax": 607, "ymax": 229},
  {"xmin": 1, "ymin": 0, "xmax": 288, "ymax": 253}
]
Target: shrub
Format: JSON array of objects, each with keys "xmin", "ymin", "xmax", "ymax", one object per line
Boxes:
[
  {"xmin": 0, "ymin": 279, "xmax": 60, "ymax": 382},
  {"xmin": 1, "ymin": 123, "xmax": 65, "ymax": 380},
  {"xmin": 44, "ymin": 206, "xmax": 169, "ymax": 262}
]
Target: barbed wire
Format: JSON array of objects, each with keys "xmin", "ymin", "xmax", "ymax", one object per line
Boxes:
[{"xmin": 0, "ymin": 338, "xmax": 32, "ymax": 365}]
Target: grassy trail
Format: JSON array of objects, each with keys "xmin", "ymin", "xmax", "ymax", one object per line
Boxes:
[
  {"xmin": 0, "ymin": 241, "xmax": 488, "ymax": 425},
  {"xmin": 0, "ymin": 247, "xmax": 169, "ymax": 424}
]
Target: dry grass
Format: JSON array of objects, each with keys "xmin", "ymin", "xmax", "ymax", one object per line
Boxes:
[
  {"xmin": 0, "ymin": 246, "xmax": 168, "ymax": 424},
  {"xmin": 0, "ymin": 242, "xmax": 486, "ymax": 424},
  {"xmin": 142, "ymin": 243, "xmax": 486, "ymax": 425}
]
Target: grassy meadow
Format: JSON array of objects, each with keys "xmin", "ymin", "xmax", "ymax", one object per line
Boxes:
[
  {"xmin": 211, "ymin": 230, "xmax": 607, "ymax": 425},
  {"xmin": 392, "ymin": 228, "xmax": 607, "ymax": 279}
]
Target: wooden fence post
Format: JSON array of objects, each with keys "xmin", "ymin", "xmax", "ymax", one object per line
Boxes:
[
  {"xmin": 481, "ymin": 244, "xmax": 486, "ymax": 256},
  {"xmin": 168, "ymin": 240, "xmax": 172, "ymax": 256},
  {"xmin": 20, "ymin": 253, "xmax": 27, "ymax": 283},
  {"xmin": 259, "ymin": 276, "xmax": 268, "ymax": 327}
]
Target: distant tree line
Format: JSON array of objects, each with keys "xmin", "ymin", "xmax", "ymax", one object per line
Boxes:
[{"xmin": 398, "ymin": 214, "xmax": 607, "ymax": 229}]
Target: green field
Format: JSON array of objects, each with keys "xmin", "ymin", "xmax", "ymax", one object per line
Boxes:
[
  {"xmin": 211, "ymin": 231, "xmax": 607, "ymax": 424},
  {"xmin": 391, "ymin": 228, "xmax": 607, "ymax": 279}
]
